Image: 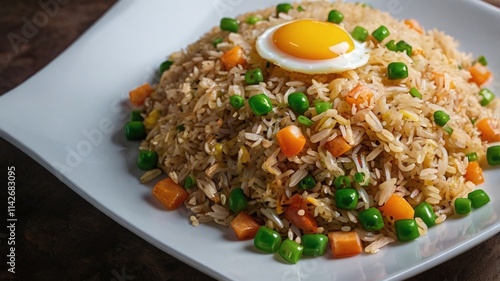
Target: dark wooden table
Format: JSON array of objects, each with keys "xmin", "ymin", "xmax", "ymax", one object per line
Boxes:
[{"xmin": 1, "ymin": 1, "xmax": 499, "ymax": 280}]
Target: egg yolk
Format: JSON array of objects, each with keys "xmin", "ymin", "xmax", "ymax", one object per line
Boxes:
[{"xmin": 272, "ymin": 19, "xmax": 355, "ymax": 60}]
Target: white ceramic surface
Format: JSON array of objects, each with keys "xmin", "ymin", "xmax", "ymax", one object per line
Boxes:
[{"xmin": 1, "ymin": 0, "xmax": 499, "ymax": 280}]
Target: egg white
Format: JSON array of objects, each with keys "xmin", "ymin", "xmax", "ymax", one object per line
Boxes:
[{"xmin": 256, "ymin": 20, "xmax": 370, "ymax": 74}]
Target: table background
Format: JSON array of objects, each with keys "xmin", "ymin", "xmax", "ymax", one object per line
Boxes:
[{"xmin": 1, "ymin": 1, "xmax": 499, "ymax": 280}]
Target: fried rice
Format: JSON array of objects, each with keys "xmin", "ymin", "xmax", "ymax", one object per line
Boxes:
[{"xmin": 136, "ymin": 1, "xmax": 498, "ymax": 253}]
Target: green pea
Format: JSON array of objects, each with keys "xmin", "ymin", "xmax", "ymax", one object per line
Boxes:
[
  {"xmin": 249, "ymin": 94, "xmax": 273, "ymax": 116},
  {"xmin": 278, "ymin": 239, "xmax": 303, "ymax": 264},
  {"xmin": 372, "ymin": 25, "xmax": 390, "ymax": 42},
  {"xmin": 229, "ymin": 95, "xmax": 245, "ymax": 109},
  {"xmin": 298, "ymin": 174, "xmax": 316, "ymax": 190},
  {"xmin": 358, "ymin": 207, "xmax": 384, "ymax": 231},
  {"xmin": 213, "ymin": 37, "xmax": 223, "ymax": 47},
  {"xmin": 433, "ymin": 110, "xmax": 450, "ymax": 127},
  {"xmin": 246, "ymin": 15, "xmax": 262, "ymax": 25},
  {"xmin": 476, "ymin": 55, "xmax": 488, "ymax": 66},
  {"xmin": 385, "ymin": 40, "xmax": 398, "ymax": 51},
  {"xmin": 220, "ymin": 17, "xmax": 239, "ymax": 33},
  {"xmin": 443, "ymin": 125, "xmax": 454, "ymax": 135},
  {"xmin": 288, "ymin": 92, "xmax": 310, "ymax": 115},
  {"xmin": 354, "ymin": 172, "xmax": 365, "ymax": 184},
  {"xmin": 245, "ymin": 68, "xmax": 264, "ymax": 85},
  {"xmin": 387, "ymin": 62, "xmax": 408, "ymax": 80},
  {"xmin": 454, "ymin": 198, "xmax": 472, "ymax": 215},
  {"xmin": 184, "ymin": 175, "xmax": 195, "ymax": 190},
  {"xmin": 409, "ymin": 87, "xmax": 422, "ymax": 99},
  {"xmin": 124, "ymin": 121, "xmax": 146, "ymax": 140},
  {"xmin": 327, "ymin": 10, "xmax": 344, "ymax": 24},
  {"xmin": 394, "ymin": 219, "xmax": 420, "ymax": 242},
  {"xmin": 468, "ymin": 189, "xmax": 490, "ymax": 209},
  {"xmin": 396, "ymin": 40, "xmax": 412, "ymax": 56},
  {"xmin": 487, "ymin": 145, "xmax": 500, "ymax": 166},
  {"xmin": 335, "ymin": 188, "xmax": 358, "ymax": 210},
  {"xmin": 301, "ymin": 234, "xmax": 328, "ymax": 256},
  {"xmin": 159, "ymin": 60, "xmax": 173, "ymax": 74},
  {"xmin": 414, "ymin": 202, "xmax": 437, "ymax": 227},
  {"xmin": 314, "ymin": 101, "xmax": 332, "ymax": 114},
  {"xmin": 137, "ymin": 150, "xmax": 158, "ymax": 170},
  {"xmin": 352, "ymin": 26, "xmax": 369, "ymax": 42},
  {"xmin": 276, "ymin": 3, "xmax": 293, "ymax": 14},
  {"xmin": 130, "ymin": 110, "xmax": 144, "ymax": 122},
  {"xmin": 254, "ymin": 226, "xmax": 282, "ymax": 253},
  {"xmin": 466, "ymin": 152, "xmax": 478, "ymax": 162},
  {"xmin": 297, "ymin": 115, "xmax": 314, "ymax": 126},
  {"xmin": 229, "ymin": 188, "xmax": 248, "ymax": 213},
  {"xmin": 358, "ymin": 173, "xmax": 370, "ymax": 186},
  {"xmin": 479, "ymin": 88, "xmax": 495, "ymax": 106},
  {"xmin": 334, "ymin": 175, "xmax": 351, "ymax": 189}
]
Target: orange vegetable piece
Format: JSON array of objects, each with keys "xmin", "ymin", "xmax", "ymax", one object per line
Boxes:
[
  {"xmin": 324, "ymin": 136, "xmax": 352, "ymax": 157},
  {"xmin": 345, "ymin": 84, "xmax": 373, "ymax": 105},
  {"xmin": 276, "ymin": 125, "xmax": 307, "ymax": 157},
  {"xmin": 328, "ymin": 231, "xmax": 363, "ymax": 258},
  {"xmin": 230, "ymin": 212, "xmax": 261, "ymax": 240},
  {"xmin": 152, "ymin": 178, "xmax": 189, "ymax": 210},
  {"xmin": 129, "ymin": 83, "xmax": 154, "ymax": 106},
  {"xmin": 476, "ymin": 117, "xmax": 500, "ymax": 143},
  {"xmin": 404, "ymin": 19, "xmax": 424, "ymax": 34},
  {"xmin": 378, "ymin": 194, "xmax": 414, "ymax": 221},
  {"xmin": 220, "ymin": 45, "xmax": 246, "ymax": 70},
  {"xmin": 469, "ymin": 62, "xmax": 492, "ymax": 86},
  {"xmin": 284, "ymin": 194, "xmax": 318, "ymax": 234},
  {"xmin": 465, "ymin": 161, "xmax": 484, "ymax": 185}
]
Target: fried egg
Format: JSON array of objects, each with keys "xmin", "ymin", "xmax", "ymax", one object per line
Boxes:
[{"xmin": 256, "ymin": 19, "xmax": 370, "ymax": 74}]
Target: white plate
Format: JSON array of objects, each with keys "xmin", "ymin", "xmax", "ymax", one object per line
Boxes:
[{"xmin": 1, "ymin": 0, "xmax": 499, "ymax": 280}]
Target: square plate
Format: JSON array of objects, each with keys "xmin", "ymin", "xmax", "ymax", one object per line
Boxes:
[{"xmin": 1, "ymin": 0, "xmax": 499, "ymax": 280}]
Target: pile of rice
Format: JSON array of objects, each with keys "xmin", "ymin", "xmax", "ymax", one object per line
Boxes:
[{"xmin": 139, "ymin": 1, "xmax": 498, "ymax": 252}]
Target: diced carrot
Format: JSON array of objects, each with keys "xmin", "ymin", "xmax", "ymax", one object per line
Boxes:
[
  {"xmin": 345, "ymin": 84, "xmax": 373, "ymax": 106},
  {"xmin": 152, "ymin": 178, "xmax": 188, "ymax": 210},
  {"xmin": 469, "ymin": 62, "xmax": 492, "ymax": 86},
  {"xmin": 129, "ymin": 83, "xmax": 154, "ymax": 106},
  {"xmin": 328, "ymin": 231, "xmax": 363, "ymax": 258},
  {"xmin": 284, "ymin": 194, "xmax": 318, "ymax": 234},
  {"xmin": 464, "ymin": 161, "xmax": 484, "ymax": 185},
  {"xmin": 378, "ymin": 194, "xmax": 414, "ymax": 221},
  {"xmin": 276, "ymin": 125, "xmax": 307, "ymax": 157},
  {"xmin": 220, "ymin": 45, "xmax": 246, "ymax": 70},
  {"xmin": 404, "ymin": 19, "xmax": 424, "ymax": 34},
  {"xmin": 324, "ymin": 136, "xmax": 352, "ymax": 157},
  {"xmin": 230, "ymin": 212, "xmax": 261, "ymax": 240},
  {"xmin": 476, "ymin": 117, "xmax": 500, "ymax": 143}
]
